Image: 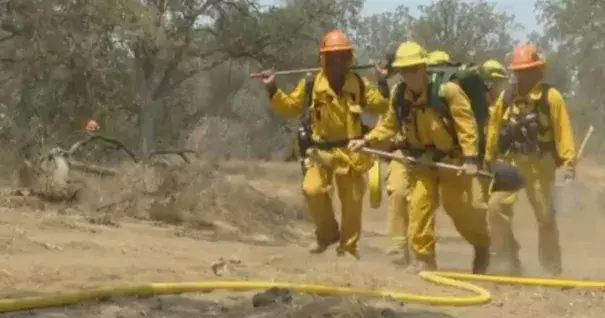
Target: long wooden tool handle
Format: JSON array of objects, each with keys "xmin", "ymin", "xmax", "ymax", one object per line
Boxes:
[
  {"xmin": 577, "ymin": 125, "xmax": 594, "ymax": 161},
  {"xmin": 249, "ymin": 64, "xmax": 375, "ymax": 79},
  {"xmin": 360, "ymin": 147, "xmax": 459, "ymax": 170},
  {"xmin": 360, "ymin": 147, "xmax": 492, "ymax": 178}
]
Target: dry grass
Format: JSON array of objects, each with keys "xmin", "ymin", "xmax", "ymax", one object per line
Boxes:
[{"xmin": 10, "ymin": 158, "xmax": 310, "ymax": 245}]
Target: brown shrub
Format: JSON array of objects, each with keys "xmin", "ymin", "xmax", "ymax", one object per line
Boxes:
[{"xmin": 71, "ymin": 160, "xmax": 309, "ymax": 243}]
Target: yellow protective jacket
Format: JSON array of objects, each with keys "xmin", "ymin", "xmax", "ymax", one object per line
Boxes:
[
  {"xmin": 270, "ymin": 70, "xmax": 389, "ymax": 173},
  {"xmin": 364, "ymin": 81, "xmax": 479, "ymax": 161},
  {"xmin": 485, "ymin": 83, "xmax": 576, "ymax": 169}
]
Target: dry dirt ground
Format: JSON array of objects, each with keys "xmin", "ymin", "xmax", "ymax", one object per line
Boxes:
[{"xmin": 1, "ymin": 159, "xmax": 605, "ymax": 317}]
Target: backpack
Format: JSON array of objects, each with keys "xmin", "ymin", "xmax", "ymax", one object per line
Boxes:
[
  {"xmin": 393, "ymin": 64, "xmax": 490, "ymax": 160},
  {"xmin": 500, "ymin": 82, "xmax": 562, "ymax": 165}
]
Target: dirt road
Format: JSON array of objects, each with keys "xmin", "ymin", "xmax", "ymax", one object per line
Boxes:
[{"xmin": 1, "ymin": 161, "xmax": 604, "ymax": 317}]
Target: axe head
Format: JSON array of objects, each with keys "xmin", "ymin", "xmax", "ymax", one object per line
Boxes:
[{"xmin": 490, "ymin": 161, "xmax": 526, "ymax": 192}]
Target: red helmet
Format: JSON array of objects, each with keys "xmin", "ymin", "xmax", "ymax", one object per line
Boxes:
[
  {"xmin": 508, "ymin": 43, "xmax": 545, "ymax": 70},
  {"xmin": 85, "ymin": 119, "xmax": 100, "ymax": 131},
  {"xmin": 319, "ymin": 30, "xmax": 353, "ymax": 53}
]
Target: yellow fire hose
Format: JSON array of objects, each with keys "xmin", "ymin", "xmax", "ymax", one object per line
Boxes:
[{"xmin": 2, "ymin": 271, "xmax": 605, "ymax": 312}]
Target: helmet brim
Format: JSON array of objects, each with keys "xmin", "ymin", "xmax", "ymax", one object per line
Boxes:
[
  {"xmin": 508, "ymin": 60, "xmax": 545, "ymax": 71},
  {"xmin": 391, "ymin": 58, "xmax": 428, "ymax": 68}
]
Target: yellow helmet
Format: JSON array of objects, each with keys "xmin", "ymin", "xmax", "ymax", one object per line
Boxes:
[
  {"xmin": 481, "ymin": 59, "xmax": 508, "ymax": 79},
  {"xmin": 391, "ymin": 41, "xmax": 428, "ymax": 68},
  {"xmin": 427, "ymin": 50, "xmax": 451, "ymax": 65}
]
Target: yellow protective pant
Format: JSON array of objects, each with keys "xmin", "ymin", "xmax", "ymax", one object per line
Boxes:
[
  {"xmin": 386, "ymin": 156, "xmax": 410, "ymax": 248},
  {"xmin": 487, "ymin": 155, "xmax": 561, "ymax": 272},
  {"xmin": 302, "ymin": 164, "xmax": 366, "ymax": 253},
  {"xmin": 408, "ymin": 163, "xmax": 490, "ymax": 261}
]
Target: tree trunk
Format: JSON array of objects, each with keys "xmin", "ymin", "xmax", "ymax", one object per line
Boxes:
[{"xmin": 138, "ymin": 85, "xmax": 155, "ymax": 159}]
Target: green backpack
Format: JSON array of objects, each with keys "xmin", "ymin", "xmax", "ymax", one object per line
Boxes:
[{"xmin": 393, "ymin": 63, "xmax": 489, "ymax": 160}]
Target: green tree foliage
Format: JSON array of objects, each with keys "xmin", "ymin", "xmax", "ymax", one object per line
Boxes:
[
  {"xmin": 0, "ymin": 0, "xmax": 593, "ymax": 163},
  {"xmin": 535, "ymin": 0, "xmax": 603, "ymax": 152}
]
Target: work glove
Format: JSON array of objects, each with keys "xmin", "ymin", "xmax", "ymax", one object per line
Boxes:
[
  {"xmin": 405, "ymin": 152, "xmax": 432, "ymax": 172},
  {"xmin": 260, "ymin": 68, "xmax": 277, "ymax": 96},
  {"xmin": 374, "ymin": 62, "xmax": 389, "ymax": 81},
  {"xmin": 458, "ymin": 162, "xmax": 479, "ymax": 176},
  {"xmin": 347, "ymin": 138, "xmax": 368, "ymax": 152},
  {"xmin": 461, "ymin": 162, "xmax": 488, "ymax": 209},
  {"xmin": 456, "ymin": 161, "xmax": 487, "ymax": 209},
  {"xmin": 563, "ymin": 166, "xmax": 575, "ymax": 181},
  {"xmin": 260, "ymin": 68, "xmax": 276, "ymax": 85}
]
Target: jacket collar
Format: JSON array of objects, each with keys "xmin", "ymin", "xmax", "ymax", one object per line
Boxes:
[
  {"xmin": 514, "ymin": 82, "xmax": 544, "ymax": 101},
  {"xmin": 314, "ymin": 70, "xmax": 360, "ymax": 97}
]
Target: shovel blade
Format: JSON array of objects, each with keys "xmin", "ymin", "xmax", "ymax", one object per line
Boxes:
[{"xmin": 490, "ymin": 161, "xmax": 526, "ymax": 192}]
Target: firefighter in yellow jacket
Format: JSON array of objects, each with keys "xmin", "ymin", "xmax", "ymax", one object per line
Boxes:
[
  {"xmin": 485, "ymin": 43, "xmax": 576, "ymax": 276},
  {"xmin": 259, "ymin": 30, "xmax": 390, "ymax": 258},
  {"xmin": 384, "ymin": 49, "xmax": 456, "ymax": 265},
  {"xmin": 349, "ymin": 41, "xmax": 490, "ymax": 273}
]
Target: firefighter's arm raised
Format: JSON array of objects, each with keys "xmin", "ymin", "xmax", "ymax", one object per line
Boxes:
[
  {"xmin": 484, "ymin": 93, "xmax": 506, "ymax": 163},
  {"xmin": 268, "ymin": 78, "xmax": 306, "ymax": 118},
  {"xmin": 547, "ymin": 88, "xmax": 577, "ymax": 169},
  {"xmin": 442, "ymin": 82, "xmax": 479, "ymax": 161}
]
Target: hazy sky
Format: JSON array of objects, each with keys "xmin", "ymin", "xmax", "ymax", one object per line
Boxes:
[{"xmin": 258, "ymin": 0, "xmax": 541, "ymax": 40}]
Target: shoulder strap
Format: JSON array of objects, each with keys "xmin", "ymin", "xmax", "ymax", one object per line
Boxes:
[
  {"xmin": 434, "ymin": 83, "xmax": 457, "ymax": 139},
  {"xmin": 393, "ymin": 82, "xmax": 410, "ymax": 124},
  {"xmin": 392, "ymin": 82, "xmax": 409, "ymax": 136},
  {"xmin": 539, "ymin": 83, "xmax": 552, "ymax": 117},
  {"xmin": 427, "ymin": 71, "xmax": 454, "ymax": 121},
  {"xmin": 353, "ymin": 72, "xmax": 366, "ymax": 106},
  {"xmin": 503, "ymin": 83, "xmax": 552, "ymax": 114},
  {"xmin": 300, "ymin": 73, "xmax": 316, "ymax": 125},
  {"xmin": 502, "ymin": 84, "xmax": 515, "ymax": 109}
]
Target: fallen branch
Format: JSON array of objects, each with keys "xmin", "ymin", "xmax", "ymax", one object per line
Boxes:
[
  {"xmin": 67, "ymin": 134, "xmax": 139, "ymax": 163},
  {"xmin": 149, "ymin": 149, "xmax": 198, "ymax": 163},
  {"xmin": 67, "ymin": 159, "xmax": 118, "ymax": 176}
]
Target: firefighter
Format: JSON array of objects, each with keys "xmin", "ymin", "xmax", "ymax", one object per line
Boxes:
[
  {"xmin": 259, "ymin": 30, "xmax": 390, "ymax": 259},
  {"xmin": 348, "ymin": 41, "xmax": 490, "ymax": 273},
  {"xmin": 484, "ymin": 43, "xmax": 576, "ymax": 276}
]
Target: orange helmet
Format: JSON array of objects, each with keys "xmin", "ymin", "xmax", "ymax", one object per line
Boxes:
[
  {"xmin": 319, "ymin": 30, "xmax": 353, "ymax": 53},
  {"xmin": 508, "ymin": 43, "xmax": 545, "ymax": 70},
  {"xmin": 85, "ymin": 119, "xmax": 100, "ymax": 131}
]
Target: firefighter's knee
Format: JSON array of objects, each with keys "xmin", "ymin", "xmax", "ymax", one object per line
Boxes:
[
  {"xmin": 489, "ymin": 190, "xmax": 517, "ymax": 206},
  {"xmin": 302, "ymin": 166, "xmax": 331, "ymax": 198}
]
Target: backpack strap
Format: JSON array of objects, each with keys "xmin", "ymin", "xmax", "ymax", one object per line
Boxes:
[
  {"xmin": 352, "ymin": 72, "xmax": 366, "ymax": 107},
  {"xmin": 427, "ymin": 73, "xmax": 458, "ymax": 145},
  {"xmin": 538, "ymin": 83, "xmax": 551, "ymax": 118},
  {"xmin": 537, "ymin": 83, "xmax": 563, "ymax": 166},
  {"xmin": 393, "ymin": 82, "xmax": 410, "ymax": 136},
  {"xmin": 299, "ymin": 73, "xmax": 316, "ymax": 127},
  {"xmin": 502, "ymin": 84, "xmax": 515, "ymax": 109},
  {"xmin": 351, "ymin": 72, "xmax": 372, "ymax": 133},
  {"xmin": 296, "ymin": 73, "xmax": 316, "ymax": 174}
]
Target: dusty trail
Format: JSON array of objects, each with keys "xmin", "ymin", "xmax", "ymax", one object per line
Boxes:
[{"xmin": 1, "ymin": 161, "xmax": 605, "ymax": 317}]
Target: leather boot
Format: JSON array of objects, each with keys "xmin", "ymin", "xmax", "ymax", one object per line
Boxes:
[{"xmin": 472, "ymin": 246, "xmax": 490, "ymax": 274}]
